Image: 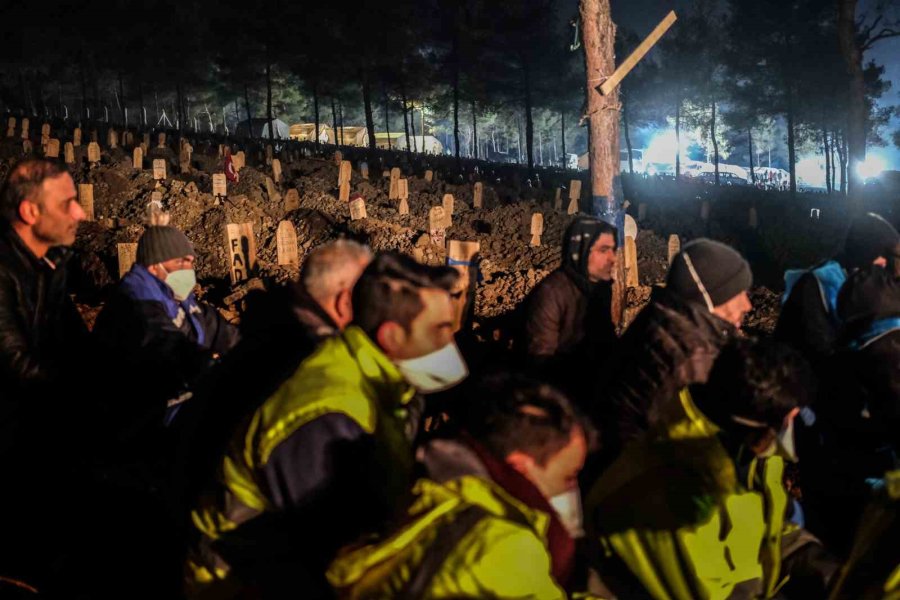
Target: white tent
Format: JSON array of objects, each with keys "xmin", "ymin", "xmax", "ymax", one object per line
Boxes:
[{"xmin": 395, "ymin": 135, "xmax": 444, "ymax": 154}]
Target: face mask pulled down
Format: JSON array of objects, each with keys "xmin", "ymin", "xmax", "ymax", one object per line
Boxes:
[{"xmin": 395, "ymin": 342, "xmax": 468, "ymax": 393}]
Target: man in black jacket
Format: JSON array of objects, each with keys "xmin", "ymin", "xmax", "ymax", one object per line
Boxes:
[
  {"xmin": 0, "ymin": 159, "xmax": 90, "ymax": 586},
  {"xmin": 598, "ymin": 238, "xmax": 753, "ymax": 460},
  {"xmin": 522, "ymin": 217, "xmax": 618, "ymax": 405}
]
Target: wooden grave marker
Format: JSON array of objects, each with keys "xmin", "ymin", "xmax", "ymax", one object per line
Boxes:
[
  {"xmin": 389, "ymin": 168, "xmax": 401, "ymax": 200},
  {"xmin": 73, "ymin": 128, "xmax": 82, "ymax": 147},
  {"xmin": 21, "ymin": 118, "xmax": 29, "ymax": 139},
  {"xmin": 334, "ymin": 150, "xmax": 342, "ymax": 165},
  {"xmin": 442, "ymin": 194, "xmax": 454, "ymax": 228},
  {"xmin": 41, "ymin": 123, "xmax": 51, "ymax": 143},
  {"xmin": 530, "ymin": 213, "xmax": 544, "ymax": 246},
  {"xmin": 212, "ymin": 174, "xmax": 227, "ymax": 198},
  {"xmin": 339, "ymin": 181, "xmax": 351, "ymax": 202},
  {"xmin": 265, "ymin": 144, "xmax": 273, "ymax": 164},
  {"xmin": 382, "ymin": 170, "xmax": 391, "ymax": 178},
  {"xmin": 64, "ymin": 142, "xmax": 74, "ymax": 164},
  {"xmin": 276, "ymin": 221, "xmax": 299, "ymax": 266},
  {"xmin": 554, "ymin": 188, "xmax": 562, "ymax": 211},
  {"xmin": 624, "ymin": 214, "xmax": 638, "ymax": 240},
  {"xmin": 6, "ymin": 117, "xmax": 15, "ymax": 138},
  {"xmin": 158, "ymin": 132, "xmax": 166, "ymax": 148},
  {"xmin": 338, "ymin": 160, "xmax": 352, "ymax": 187},
  {"xmin": 133, "ymin": 147, "xmax": 143, "ymax": 170},
  {"xmin": 265, "ymin": 177, "xmax": 282, "ymax": 202},
  {"xmin": 124, "ymin": 131, "xmax": 133, "ymax": 146},
  {"xmin": 473, "ymin": 182, "xmax": 483, "ymax": 209},
  {"xmin": 568, "ymin": 180, "xmax": 582, "ymax": 215},
  {"xmin": 77, "ymin": 184, "xmax": 94, "ymax": 221},
  {"xmin": 117, "ymin": 243, "xmax": 138, "ymax": 279},
  {"xmin": 447, "ymin": 240, "xmax": 481, "ymax": 332},
  {"xmin": 45, "ymin": 139, "xmax": 60, "ymax": 158},
  {"xmin": 22, "ymin": 140, "xmax": 33, "ymax": 154},
  {"xmin": 349, "ymin": 197, "xmax": 367, "ymax": 220},
  {"xmin": 425, "ymin": 170, "xmax": 433, "ymax": 182},
  {"xmin": 625, "ymin": 236, "xmax": 639, "ymax": 287},
  {"xmin": 143, "ymin": 133, "xmax": 150, "ymax": 147},
  {"xmin": 429, "ymin": 206, "xmax": 446, "ymax": 248},
  {"xmin": 225, "ymin": 223, "xmax": 257, "ymax": 284},
  {"xmin": 153, "ymin": 159, "xmax": 166, "ymax": 180},
  {"xmin": 398, "ymin": 178, "xmax": 409, "ymax": 202},
  {"xmin": 90, "ymin": 129, "xmax": 98, "ymax": 143},
  {"xmin": 284, "ymin": 188, "xmax": 300, "ymax": 211},
  {"xmin": 272, "ymin": 158, "xmax": 283, "ymax": 183},
  {"xmin": 108, "ymin": 129, "xmax": 118, "ymax": 148},
  {"xmin": 399, "ymin": 197, "xmax": 410, "ymax": 215},
  {"xmin": 700, "ymin": 200, "xmax": 710, "ymax": 221},
  {"xmin": 667, "ymin": 234, "xmax": 680, "ymax": 266},
  {"xmin": 360, "ymin": 161, "xmax": 369, "ymax": 180},
  {"xmin": 87, "ymin": 142, "xmax": 101, "ymax": 163}
]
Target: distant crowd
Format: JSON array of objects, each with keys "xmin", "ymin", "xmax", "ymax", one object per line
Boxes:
[{"xmin": 0, "ymin": 158, "xmax": 897, "ymax": 599}]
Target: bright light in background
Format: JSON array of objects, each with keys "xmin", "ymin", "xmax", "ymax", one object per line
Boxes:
[
  {"xmin": 644, "ymin": 129, "xmax": 691, "ymax": 165},
  {"xmin": 796, "ymin": 156, "xmax": 826, "ymax": 188},
  {"xmin": 857, "ymin": 154, "xmax": 887, "ymax": 179}
]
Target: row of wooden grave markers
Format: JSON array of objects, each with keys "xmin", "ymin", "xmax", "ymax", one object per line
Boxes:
[{"xmin": 276, "ymin": 221, "xmax": 299, "ymax": 266}]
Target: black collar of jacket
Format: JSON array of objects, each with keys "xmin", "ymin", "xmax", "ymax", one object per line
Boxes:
[
  {"xmin": 649, "ymin": 285, "xmax": 738, "ymax": 340},
  {"xmin": 0, "ymin": 223, "xmax": 73, "ymax": 274}
]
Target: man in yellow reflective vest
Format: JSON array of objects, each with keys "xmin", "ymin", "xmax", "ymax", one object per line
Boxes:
[
  {"xmin": 187, "ymin": 252, "xmax": 468, "ymax": 599},
  {"xmin": 586, "ymin": 338, "xmax": 838, "ymax": 599}
]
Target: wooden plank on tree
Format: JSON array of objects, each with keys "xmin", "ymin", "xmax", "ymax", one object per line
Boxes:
[
  {"xmin": 276, "ymin": 220, "xmax": 299, "ymax": 266},
  {"xmin": 225, "ymin": 223, "xmax": 257, "ymax": 284},
  {"xmin": 117, "ymin": 243, "xmax": 138, "ymax": 278},
  {"xmin": 599, "ymin": 10, "xmax": 677, "ymax": 96},
  {"xmin": 78, "ymin": 184, "xmax": 94, "ymax": 221}
]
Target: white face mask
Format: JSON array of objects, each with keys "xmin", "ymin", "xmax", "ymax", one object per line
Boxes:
[
  {"xmin": 734, "ymin": 412, "xmax": 798, "ymax": 462},
  {"xmin": 163, "ymin": 268, "xmax": 197, "ymax": 302},
  {"xmin": 395, "ymin": 342, "xmax": 468, "ymax": 393}
]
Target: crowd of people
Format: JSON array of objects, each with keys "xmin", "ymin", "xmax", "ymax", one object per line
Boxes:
[{"xmin": 0, "ymin": 157, "xmax": 897, "ymax": 599}]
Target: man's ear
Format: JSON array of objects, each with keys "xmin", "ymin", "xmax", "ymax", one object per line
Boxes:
[
  {"xmin": 505, "ymin": 450, "xmax": 536, "ymax": 478},
  {"xmin": 17, "ymin": 200, "xmax": 39, "ymax": 226},
  {"xmin": 375, "ymin": 321, "xmax": 406, "ymax": 358},
  {"xmin": 334, "ymin": 288, "xmax": 353, "ymax": 326}
]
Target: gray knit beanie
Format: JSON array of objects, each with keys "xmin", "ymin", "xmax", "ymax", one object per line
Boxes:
[
  {"xmin": 666, "ymin": 238, "xmax": 752, "ymax": 308},
  {"xmin": 136, "ymin": 226, "xmax": 195, "ymax": 266}
]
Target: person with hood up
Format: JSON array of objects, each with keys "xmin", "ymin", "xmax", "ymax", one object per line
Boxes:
[
  {"xmin": 597, "ymin": 238, "xmax": 753, "ymax": 460},
  {"xmin": 522, "ymin": 216, "xmax": 618, "ymax": 402},
  {"xmin": 775, "ymin": 212, "xmax": 900, "ymax": 367}
]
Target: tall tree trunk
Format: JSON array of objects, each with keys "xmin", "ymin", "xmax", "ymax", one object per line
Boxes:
[
  {"xmin": 409, "ymin": 99, "xmax": 418, "ymax": 151},
  {"xmin": 452, "ymin": 42, "xmax": 461, "ymax": 166},
  {"xmin": 712, "ymin": 101, "xmax": 720, "ymax": 186},
  {"xmin": 361, "ymin": 72, "xmax": 376, "ymax": 152},
  {"xmin": 331, "ymin": 97, "xmax": 338, "ymax": 144},
  {"xmin": 675, "ymin": 97, "xmax": 682, "ymax": 178},
  {"xmin": 517, "ymin": 112, "xmax": 523, "ymax": 164},
  {"xmin": 118, "ymin": 72, "xmax": 126, "ymax": 126},
  {"xmin": 57, "ymin": 83, "xmax": 63, "ymax": 119},
  {"xmin": 265, "ymin": 60, "xmax": 274, "ymax": 141},
  {"xmin": 787, "ymin": 87, "xmax": 797, "ymax": 193},
  {"xmin": 401, "ymin": 89, "xmax": 412, "ymax": 157},
  {"xmin": 243, "ymin": 83, "xmax": 253, "ymax": 139},
  {"xmin": 524, "ymin": 61, "xmax": 534, "ymax": 172},
  {"xmin": 80, "ymin": 62, "xmax": 89, "ymax": 123},
  {"xmin": 837, "ymin": 0, "xmax": 865, "ymax": 205},
  {"xmin": 823, "ymin": 125, "xmax": 832, "ymax": 194},
  {"xmin": 748, "ymin": 128, "xmax": 756, "ymax": 185},
  {"xmin": 622, "ymin": 92, "xmax": 633, "ymax": 174},
  {"xmin": 339, "ymin": 101, "xmax": 345, "ymax": 144},
  {"xmin": 561, "ymin": 110, "xmax": 567, "ymax": 167},
  {"xmin": 839, "ymin": 133, "xmax": 848, "ymax": 194},
  {"xmin": 471, "ymin": 99, "xmax": 478, "ymax": 160},
  {"xmin": 831, "ymin": 131, "xmax": 838, "ymax": 192},
  {"xmin": 580, "ymin": 0, "xmax": 621, "ymax": 323},
  {"xmin": 383, "ymin": 89, "xmax": 391, "ymax": 149},
  {"xmin": 138, "ymin": 80, "xmax": 146, "ymax": 127},
  {"xmin": 313, "ymin": 79, "xmax": 321, "ymax": 151},
  {"xmin": 176, "ymin": 82, "xmax": 184, "ymax": 131}
]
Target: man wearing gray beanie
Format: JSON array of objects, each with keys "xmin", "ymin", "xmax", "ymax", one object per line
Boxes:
[
  {"xmin": 594, "ymin": 238, "xmax": 752, "ymax": 461},
  {"xmin": 93, "ymin": 226, "xmax": 238, "ymax": 440}
]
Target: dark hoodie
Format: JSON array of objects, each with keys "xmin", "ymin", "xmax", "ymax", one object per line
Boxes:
[{"xmin": 522, "ymin": 218, "xmax": 617, "ymax": 403}]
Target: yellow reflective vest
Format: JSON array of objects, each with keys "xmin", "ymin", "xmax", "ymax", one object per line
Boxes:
[
  {"xmin": 586, "ymin": 389, "xmax": 791, "ymax": 600},
  {"xmin": 189, "ymin": 326, "xmax": 418, "ymax": 588},
  {"xmin": 327, "ymin": 474, "xmax": 566, "ymax": 599}
]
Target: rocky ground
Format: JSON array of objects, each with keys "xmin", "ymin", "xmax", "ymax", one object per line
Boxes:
[{"xmin": 3, "ymin": 135, "xmax": 854, "ymax": 340}]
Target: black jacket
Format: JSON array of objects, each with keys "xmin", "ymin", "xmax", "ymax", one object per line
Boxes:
[
  {"xmin": 598, "ymin": 287, "xmax": 737, "ymax": 457},
  {"xmin": 775, "ymin": 271, "xmax": 839, "ymax": 366},
  {"xmin": 0, "ymin": 226, "xmax": 89, "ymax": 462}
]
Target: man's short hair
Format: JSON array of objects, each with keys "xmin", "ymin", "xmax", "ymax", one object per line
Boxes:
[
  {"xmin": 351, "ymin": 251, "xmax": 458, "ymax": 339},
  {"xmin": 463, "ymin": 373, "xmax": 594, "ymax": 465},
  {"xmin": 300, "ymin": 239, "xmax": 373, "ymax": 302},
  {"xmin": 0, "ymin": 160, "xmax": 69, "ymax": 224},
  {"xmin": 697, "ymin": 338, "xmax": 811, "ymax": 430}
]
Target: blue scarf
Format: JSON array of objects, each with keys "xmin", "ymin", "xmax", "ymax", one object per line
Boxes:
[
  {"xmin": 120, "ymin": 264, "xmax": 206, "ymax": 347},
  {"xmin": 783, "ymin": 261, "xmax": 846, "ymax": 325},
  {"xmin": 848, "ymin": 317, "xmax": 900, "ymax": 351}
]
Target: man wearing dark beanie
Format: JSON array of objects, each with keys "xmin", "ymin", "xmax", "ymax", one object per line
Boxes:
[
  {"xmin": 93, "ymin": 226, "xmax": 238, "ymax": 447},
  {"xmin": 594, "ymin": 238, "xmax": 751, "ymax": 461},
  {"xmin": 776, "ymin": 212, "xmax": 900, "ymax": 366}
]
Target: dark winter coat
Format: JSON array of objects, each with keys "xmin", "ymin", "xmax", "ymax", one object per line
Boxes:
[
  {"xmin": 598, "ymin": 286, "xmax": 738, "ymax": 457},
  {"xmin": 0, "ymin": 225, "xmax": 89, "ymax": 462},
  {"xmin": 92, "ymin": 264, "xmax": 238, "ymax": 443}
]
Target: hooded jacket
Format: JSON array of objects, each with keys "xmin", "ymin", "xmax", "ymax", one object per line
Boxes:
[{"xmin": 598, "ymin": 286, "xmax": 737, "ymax": 456}]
